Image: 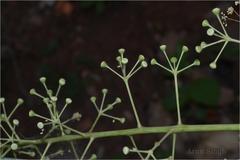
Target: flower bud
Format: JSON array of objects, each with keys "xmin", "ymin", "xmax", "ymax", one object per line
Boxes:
[
  {"xmin": 43, "ymin": 98, "xmax": 50, "ymax": 104},
  {"xmin": 122, "ymin": 146, "xmax": 130, "ymax": 155},
  {"xmin": 102, "ymin": 88, "xmax": 108, "ymax": 94},
  {"xmin": 0, "ymin": 97, "xmax": 5, "ymax": 103},
  {"xmin": 120, "ymin": 118, "xmax": 125, "ymax": 124},
  {"xmin": 141, "ymin": 61, "xmax": 148, "ymax": 68},
  {"xmin": 170, "ymin": 57, "xmax": 177, "ymax": 63},
  {"xmin": 11, "ymin": 143, "xmax": 18, "ymax": 150},
  {"xmin": 90, "ymin": 96, "xmax": 96, "ymax": 103},
  {"xmin": 195, "ymin": 46, "xmax": 202, "ymax": 53},
  {"xmin": 202, "ymin": 19, "xmax": 209, "ymax": 27},
  {"xmin": 51, "ymin": 96, "xmax": 58, "ymax": 102},
  {"xmin": 100, "ymin": 61, "xmax": 108, "ymax": 68},
  {"xmin": 138, "ymin": 55, "xmax": 145, "ymax": 61},
  {"xmin": 29, "ymin": 88, "xmax": 36, "ymax": 95},
  {"xmin": 121, "ymin": 58, "xmax": 128, "ymax": 64},
  {"xmin": 118, "ymin": 48, "xmax": 125, "ymax": 54},
  {"xmin": 182, "ymin": 45, "xmax": 189, "ymax": 52},
  {"xmin": 209, "ymin": 62, "xmax": 217, "ymax": 69},
  {"xmin": 72, "ymin": 112, "xmax": 82, "ymax": 121},
  {"xmin": 207, "ymin": 28, "xmax": 214, "ymax": 36},
  {"xmin": 17, "ymin": 98, "xmax": 24, "ymax": 105},
  {"xmin": 13, "ymin": 119, "xmax": 19, "ymax": 126},
  {"xmin": 65, "ymin": 98, "xmax": 72, "ymax": 104},
  {"xmin": 115, "ymin": 97, "xmax": 121, "ymax": 103},
  {"xmin": 39, "ymin": 77, "xmax": 46, "ymax": 83},
  {"xmin": 200, "ymin": 41, "xmax": 207, "ymax": 48},
  {"xmin": 193, "ymin": 59, "xmax": 200, "ymax": 66},
  {"xmin": 37, "ymin": 122, "xmax": 44, "ymax": 129},
  {"xmin": 212, "ymin": 8, "xmax": 220, "ymax": 15},
  {"xmin": 29, "ymin": 110, "xmax": 35, "ymax": 117},
  {"xmin": 150, "ymin": 58, "xmax": 157, "ymax": 65},
  {"xmin": 59, "ymin": 78, "xmax": 66, "ymax": 86},
  {"xmin": 160, "ymin": 45, "xmax": 166, "ymax": 51}
]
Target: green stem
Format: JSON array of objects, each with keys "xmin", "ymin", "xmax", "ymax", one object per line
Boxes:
[
  {"xmin": 80, "ymin": 138, "xmax": 94, "ymax": 160},
  {"xmin": 124, "ymin": 79, "xmax": 142, "ymax": 128},
  {"xmin": 70, "ymin": 141, "xmax": 79, "ymax": 159},
  {"xmin": 171, "ymin": 134, "xmax": 176, "ymax": 160},
  {"xmin": 229, "ymin": 38, "xmax": 240, "ymax": 44},
  {"xmin": 173, "ymin": 73, "xmax": 182, "ymax": 125},
  {"xmin": 17, "ymin": 124, "xmax": 239, "ymax": 145},
  {"xmin": 89, "ymin": 114, "xmax": 100, "ymax": 132},
  {"xmin": 40, "ymin": 142, "xmax": 51, "ymax": 160}
]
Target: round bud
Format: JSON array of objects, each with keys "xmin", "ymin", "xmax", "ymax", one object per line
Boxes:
[
  {"xmin": 212, "ymin": 8, "xmax": 220, "ymax": 15},
  {"xmin": 59, "ymin": 78, "xmax": 66, "ymax": 86},
  {"xmin": 90, "ymin": 154, "xmax": 97, "ymax": 160},
  {"xmin": 116, "ymin": 56, "xmax": 121, "ymax": 62},
  {"xmin": 150, "ymin": 58, "xmax": 157, "ymax": 65},
  {"xmin": 51, "ymin": 96, "xmax": 58, "ymax": 102},
  {"xmin": 13, "ymin": 119, "xmax": 19, "ymax": 126},
  {"xmin": 202, "ymin": 19, "xmax": 209, "ymax": 27},
  {"xmin": 100, "ymin": 61, "xmax": 108, "ymax": 68},
  {"xmin": 47, "ymin": 90, "xmax": 53, "ymax": 96},
  {"xmin": 141, "ymin": 61, "xmax": 148, "ymax": 68},
  {"xmin": 195, "ymin": 46, "xmax": 202, "ymax": 53},
  {"xmin": 66, "ymin": 98, "xmax": 72, "ymax": 104},
  {"xmin": 39, "ymin": 77, "xmax": 46, "ymax": 83},
  {"xmin": 0, "ymin": 97, "xmax": 5, "ymax": 103},
  {"xmin": 29, "ymin": 110, "xmax": 35, "ymax": 117},
  {"xmin": 120, "ymin": 118, "xmax": 125, "ymax": 124},
  {"xmin": 159, "ymin": 45, "xmax": 166, "ymax": 51},
  {"xmin": 138, "ymin": 55, "xmax": 145, "ymax": 61},
  {"xmin": 11, "ymin": 143, "xmax": 18, "ymax": 150},
  {"xmin": 37, "ymin": 122, "xmax": 44, "ymax": 129},
  {"xmin": 207, "ymin": 28, "xmax": 215, "ymax": 36},
  {"xmin": 1, "ymin": 114, "xmax": 6, "ymax": 120},
  {"xmin": 72, "ymin": 112, "xmax": 82, "ymax": 121},
  {"xmin": 29, "ymin": 151, "xmax": 36, "ymax": 157},
  {"xmin": 43, "ymin": 98, "xmax": 49, "ymax": 104},
  {"xmin": 29, "ymin": 88, "xmax": 36, "ymax": 95},
  {"xmin": 209, "ymin": 62, "xmax": 217, "ymax": 69},
  {"xmin": 122, "ymin": 146, "xmax": 130, "ymax": 155},
  {"xmin": 182, "ymin": 45, "xmax": 189, "ymax": 52},
  {"xmin": 194, "ymin": 59, "xmax": 200, "ymax": 66},
  {"xmin": 118, "ymin": 48, "xmax": 125, "ymax": 54},
  {"xmin": 115, "ymin": 97, "xmax": 121, "ymax": 103},
  {"xmin": 200, "ymin": 41, "xmax": 207, "ymax": 48},
  {"xmin": 90, "ymin": 96, "xmax": 96, "ymax": 103},
  {"xmin": 17, "ymin": 98, "xmax": 24, "ymax": 105},
  {"xmin": 170, "ymin": 57, "xmax": 178, "ymax": 63},
  {"xmin": 121, "ymin": 58, "xmax": 128, "ymax": 64},
  {"xmin": 102, "ymin": 88, "xmax": 108, "ymax": 94}
]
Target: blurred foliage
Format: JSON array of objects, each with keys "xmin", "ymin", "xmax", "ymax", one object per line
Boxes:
[{"xmin": 79, "ymin": 1, "xmax": 106, "ymax": 14}]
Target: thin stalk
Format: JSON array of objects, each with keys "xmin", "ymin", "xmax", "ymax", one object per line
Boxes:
[
  {"xmin": 80, "ymin": 138, "xmax": 94, "ymax": 160},
  {"xmin": 171, "ymin": 134, "xmax": 176, "ymax": 160},
  {"xmin": 70, "ymin": 141, "xmax": 79, "ymax": 159},
  {"xmin": 40, "ymin": 142, "xmax": 51, "ymax": 160},
  {"xmin": 124, "ymin": 80, "xmax": 142, "ymax": 128},
  {"xmin": 89, "ymin": 114, "xmax": 100, "ymax": 132},
  {"xmin": 173, "ymin": 73, "xmax": 182, "ymax": 125}
]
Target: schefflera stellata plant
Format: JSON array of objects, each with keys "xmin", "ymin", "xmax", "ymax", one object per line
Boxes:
[
  {"xmin": 195, "ymin": 7, "xmax": 240, "ymax": 69},
  {"xmin": 100, "ymin": 48, "xmax": 148, "ymax": 128}
]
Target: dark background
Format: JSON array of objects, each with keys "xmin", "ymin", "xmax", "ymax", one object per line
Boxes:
[{"xmin": 1, "ymin": 1, "xmax": 239, "ymax": 159}]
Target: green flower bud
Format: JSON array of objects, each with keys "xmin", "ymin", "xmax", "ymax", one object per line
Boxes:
[
  {"xmin": 13, "ymin": 119, "xmax": 19, "ymax": 126},
  {"xmin": 0, "ymin": 97, "xmax": 5, "ymax": 103},
  {"xmin": 11, "ymin": 143, "xmax": 18, "ymax": 150},
  {"xmin": 100, "ymin": 61, "xmax": 108, "ymax": 68},
  {"xmin": 17, "ymin": 98, "xmax": 24, "ymax": 105},
  {"xmin": 182, "ymin": 45, "xmax": 189, "ymax": 52},
  {"xmin": 141, "ymin": 61, "xmax": 148, "ymax": 68},
  {"xmin": 209, "ymin": 62, "xmax": 217, "ymax": 69},
  {"xmin": 29, "ymin": 110, "xmax": 35, "ymax": 117},
  {"xmin": 102, "ymin": 88, "xmax": 108, "ymax": 94},
  {"xmin": 118, "ymin": 48, "xmax": 125, "ymax": 54},
  {"xmin": 159, "ymin": 45, "xmax": 167, "ymax": 51},
  {"xmin": 65, "ymin": 98, "xmax": 72, "ymax": 104},
  {"xmin": 51, "ymin": 96, "xmax": 58, "ymax": 102},
  {"xmin": 115, "ymin": 97, "xmax": 121, "ymax": 103},
  {"xmin": 121, "ymin": 58, "xmax": 128, "ymax": 64},
  {"xmin": 116, "ymin": 56, "xmax": 121, "ymax": 62},
  {"xmin": 195, "ymin": 46, "xmax": 202, "ymax": 53},
  {"xmin": 37, "ymin": 122, "xmax": 44, "ymax": 129},
  {"xmin": 39, "ymin": 77, "xmax": 46, "ymax": 83},
  {"xmin": 120, "ymin": 118, "xmax": 125, "ymax": 124},
  {"xmin": 138, "ymin": 55, "xmax": 145, "ymax": 61},
  {"xmin": 193, "ymin": 59, "xmax": 200, "ymax": 66},
  {"xmin": 212, "ymin": 8, "xmax": 220, "ymax": 15},
  {"xmin": 170, "ymin": 57, "xmax": 177, "ymax": 63},
  {"xmin": 29, "ymin": 88, "xmax": 36, "ymax": 95},
  {"xmin": 207, "ymin": 28, "xmax": 215, "ymax": 36},
  {"xmin": 150, "ymin": 58, "xmax": 157, "ymax": 65},
  {"xmin": 72, "ymin": 112, "xmax": 82, "ymax": 121},
  {"xmin": 43, "ymin": 98, "xmax": 49, "ymax": 104},
  {"xmin": 59, "ymin": 78, "xmax": 66, "ymax": 86},
  {"xmin": 90, "ymin": 154, "xmax": 97, "ymax": 160},
  {"xmin": 47, "ymin": 90, "xmax": 53, "ymax": 96},
  {"xmin": 200, "ymin": 41, "xmax": 207, "ymax": 48},
  {"xmin": 202, "ymin": 19, "xmax": 209, "ymax": 27},
  {"xmin": 90, "ymin": 96, "xmax": 96, "ymax": 103},
  {"xmin": 123, "ymin": 146, "xmax": 130, "ymax": 155}
]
